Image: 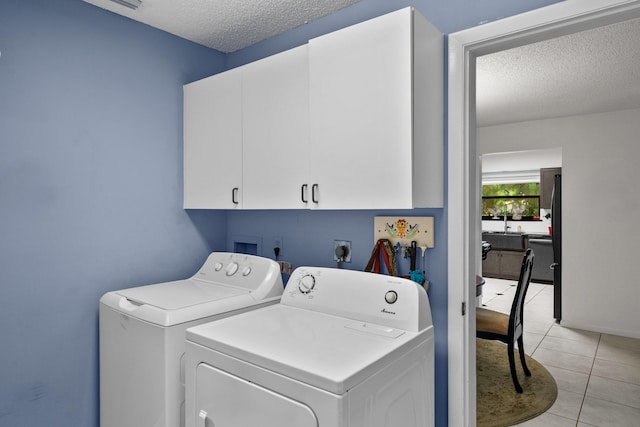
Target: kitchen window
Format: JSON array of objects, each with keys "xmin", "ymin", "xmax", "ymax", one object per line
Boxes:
[{"xmin": 482, "ymin": 182, "xmax": 541, "ymax": 221}]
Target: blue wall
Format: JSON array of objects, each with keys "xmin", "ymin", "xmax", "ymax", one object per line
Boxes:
[
  {"xmin": 0, "ymin": 0, "xmax": 560, "ymax": 426},
  {"xmin": 0, "ymin": 1, "xmax": 226, "ymax": 425}
]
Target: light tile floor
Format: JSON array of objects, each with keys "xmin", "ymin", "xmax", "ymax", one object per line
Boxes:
[{"xmin": 480, "ymin": 278, "xmax": 640, "ymax": 427}]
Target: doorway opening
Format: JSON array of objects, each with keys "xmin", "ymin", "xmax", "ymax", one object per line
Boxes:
[{"xmin": 447, "ymin": 1, "xmax": 640, "ymax": 425}]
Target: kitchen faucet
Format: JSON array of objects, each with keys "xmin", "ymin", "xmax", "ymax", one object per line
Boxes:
[{"xmin": 504, "ymin": 204, "xmax": 511, "ymax": 233}]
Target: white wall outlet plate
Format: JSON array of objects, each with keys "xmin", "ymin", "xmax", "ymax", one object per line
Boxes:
[{"xmin": 333, "ymin": 240, "xmax": 352, "ymax": 262}]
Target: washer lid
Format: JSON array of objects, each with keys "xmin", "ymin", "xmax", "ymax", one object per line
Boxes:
[
  {"xmin": 187, "ymin": 304, "xmax": 432, "ymax": 395},
  {"xmin": 115, "ymin": 279, "xmax": 246, "ymax": 310},
  {"xmin": 100, "ymin": 279, "xmax": 266, "ymax": 327},
  {"xmin": 100, "ymin": 252, "xmax": 284, "ymax": 327}
]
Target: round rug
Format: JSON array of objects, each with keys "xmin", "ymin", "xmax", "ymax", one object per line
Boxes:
[{"xmin": 477, "ymin": 338, "xmax": 558, "ymax": 427}]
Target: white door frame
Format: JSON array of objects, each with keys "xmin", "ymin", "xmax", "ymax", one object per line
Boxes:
[{"xmin": 447, "ymin": 1, "xmax": 640, "ymax": 425}]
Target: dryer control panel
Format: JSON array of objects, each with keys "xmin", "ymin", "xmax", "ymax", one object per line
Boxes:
[{"xmin": 282, "ymin": 267, "xmax": 432, "ymax": 332}]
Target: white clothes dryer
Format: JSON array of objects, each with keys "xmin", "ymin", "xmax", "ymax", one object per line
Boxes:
[
  {"xmin": 99, "ymin": 252, "xmax": 283, "ymax": 427},
  {"xmin": 185, "ymin": 267, "xmax": 434, "ymax": 427}
]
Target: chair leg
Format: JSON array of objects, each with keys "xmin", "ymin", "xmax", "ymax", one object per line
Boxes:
[
  {"xmin": 508, "ymin": 341, "xmax": 523, "ymax": 393},
  {"xmin": 518, "ymin": 336, "xmax": 531, "ymax": 377}
]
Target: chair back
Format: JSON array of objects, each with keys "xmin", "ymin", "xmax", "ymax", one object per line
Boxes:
[{"xmin": 509, "ymin": 249, "xmax": 535, "ymax": 338}]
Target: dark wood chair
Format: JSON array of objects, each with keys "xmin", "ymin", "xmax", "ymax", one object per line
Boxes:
[{"xmin": 476, "ymin": 248, "xmax": 535, "ymax": 393}]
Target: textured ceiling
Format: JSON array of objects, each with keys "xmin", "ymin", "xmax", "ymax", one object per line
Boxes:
[
  {"xmin": 82, "ymin": 1, "xmax": 640, "ymax": 127},
  {"xmin": 477, "ymin": 17, "xmax": 640, "ymax": 127},
  {"xmin": 83, "ymin": 0, "xmax": 361, "ymax": 53}
]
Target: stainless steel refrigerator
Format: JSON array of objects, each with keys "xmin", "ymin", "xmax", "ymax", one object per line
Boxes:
[{"xmin": 551, "ymin": 174, "xmax": 562, "ymax": 320}]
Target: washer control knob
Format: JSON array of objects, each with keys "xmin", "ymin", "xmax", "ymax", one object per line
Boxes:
[
  {"xmin": 385, "ymin": 290, "xmax": 398, "ymax": 304},
  {"xmin": 214, "ymin": 262, "xmax": 224, "ymax": 271},
  {"xmin": 242, "ymin": 266, "xmax": 252, "ymax": 276},
  {"xmin": 298, "ymin": 274, "xmax": 316, "ymax": 294},
  {"xmin": 225, "ymin": 262, "xmax": 239, "ymax": 276}
]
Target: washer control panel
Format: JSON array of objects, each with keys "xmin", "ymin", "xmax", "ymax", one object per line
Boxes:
[{"xmin": 194, "ymin": 253, "xmax": 283, "ymax": 295}]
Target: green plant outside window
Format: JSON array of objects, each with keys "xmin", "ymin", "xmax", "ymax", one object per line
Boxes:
[{"xmin": 482, "ymin": 183, "xmax": 541, "ymax": 221}]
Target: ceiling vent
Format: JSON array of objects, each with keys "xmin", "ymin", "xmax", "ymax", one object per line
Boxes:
[{"xmin": 108, "ymin": 0, "xmax": 141, "ymax": 10}]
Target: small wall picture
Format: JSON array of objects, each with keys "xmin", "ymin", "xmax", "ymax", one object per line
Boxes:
[{"xmin": 374, "ymin": 216, "xmax": 434, "ymax": 248}]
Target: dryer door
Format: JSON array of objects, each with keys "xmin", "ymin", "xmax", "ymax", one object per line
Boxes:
[{"xmin": 195, "ymin": 363, "xmax": 318, "ymax": 427}]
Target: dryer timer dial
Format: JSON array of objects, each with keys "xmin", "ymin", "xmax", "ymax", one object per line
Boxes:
[
  {"xmin": 385, "ymin": 290, "xmax": 398, "ymax": 304},
  {"xmin": 297, "ymin": 274, "xmax": 316, "ymax": 294}
]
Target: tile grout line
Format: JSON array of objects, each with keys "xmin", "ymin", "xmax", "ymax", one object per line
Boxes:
[
  {"xmin": 576, "ymin": 332, "xmax": 602, "ymax": 425},
  {"xmin": 523, "ymin": 284, "xmax": 553, "ymax": 356}
]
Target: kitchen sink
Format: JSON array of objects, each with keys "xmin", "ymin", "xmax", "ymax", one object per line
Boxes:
[{"xmin": 482, "ymin": 232, "xmax": 525, "ymax": 250}]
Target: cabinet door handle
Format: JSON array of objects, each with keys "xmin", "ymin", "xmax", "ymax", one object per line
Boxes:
[
  {"xmin": 197, "ymin": 410, "xmax": 207, "ymax": 427},
  {"xmin": 232, "ymin": 187, "xmax": 239, "ymax": 205},
  {"xmin": 301, "ymin": 184, "xmax": 308, "ymax": 203},
  {"xmin": 312, "ymin": 184, "xmax": 319, "ymax": 204}
]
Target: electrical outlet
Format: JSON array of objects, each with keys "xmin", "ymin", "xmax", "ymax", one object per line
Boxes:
[{"xmin": 333, "ymin": 240, "xmax": 352, "ymax": 262}]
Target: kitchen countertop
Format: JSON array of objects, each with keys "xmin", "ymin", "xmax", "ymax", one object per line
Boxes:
[
  {"xmin": 482, "ymin": 231, "xmax": 551, "ymax": 238},
  {"xmin": 524, "ymin": 233, "xmax": 552, "ymax": 239}
]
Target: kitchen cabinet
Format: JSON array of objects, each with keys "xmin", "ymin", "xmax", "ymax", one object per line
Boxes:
[
  {"xmin": 242, "ymin": 45, "xmax": 309, "ymax": 209},
  {"xmin": 540, "ymin": 167, "xmax": 561, "ymax": 209},
  {"xmin": 308, "ymin": 7, "xmax": 443, "ymax": 209},
  {"xmin": 184, "ymin": 69, "xmax": 242, "ymax": 209},
  {"xmin": 483, "ymin": 250, "xmax": 525, "ymax": 280}
]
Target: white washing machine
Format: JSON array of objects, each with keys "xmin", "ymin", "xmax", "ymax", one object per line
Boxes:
[
  {"xmin": 99, "ymin": 252, "xmax": 283, "ymax": 427},
  {"xmin": 185, "ymin": 267, "xmax": 434, "ymax": 427}
]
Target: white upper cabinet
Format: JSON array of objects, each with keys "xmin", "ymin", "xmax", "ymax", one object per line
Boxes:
[
  {"xmin": 183, "ymin": 7, "xmax": 442, "ymax": 210},
  {"xmin": 183, "ymin": 69, "xmax": 242, "ymax": 209},
  {"xmin": 242, "ymin": 45, "xmax": 310, "ymax": 209},
  {"xmin": 308, "ymin": 7, "xmax": 443, "ymax": 209}
]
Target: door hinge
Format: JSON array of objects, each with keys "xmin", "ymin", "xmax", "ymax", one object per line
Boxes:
[{"xmin": 461, "ymin": 301, "xmax": 467, "ymax": 316}]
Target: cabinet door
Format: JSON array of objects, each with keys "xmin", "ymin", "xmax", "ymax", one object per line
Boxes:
[
  {"xmin": 501, "ymin": 251, "xmax": 525, "ymax": 280},
  {"xmin": 483, "ymin": 250, "xmax": 525, "ymax": 280},
  {"xmin": 184, "ymin": 70, "xmax": 242, "ymax": 209},
  {"xmin": 242, "ymin": 45, "xmax": 310, "ymax": 209},
  {"xmin": 309, "ymin": 8, "xmax": 413, "ymax": 209},
  {"xmin": 482, "ymin": 252, "xmax": 501, "ymax": 278}
]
